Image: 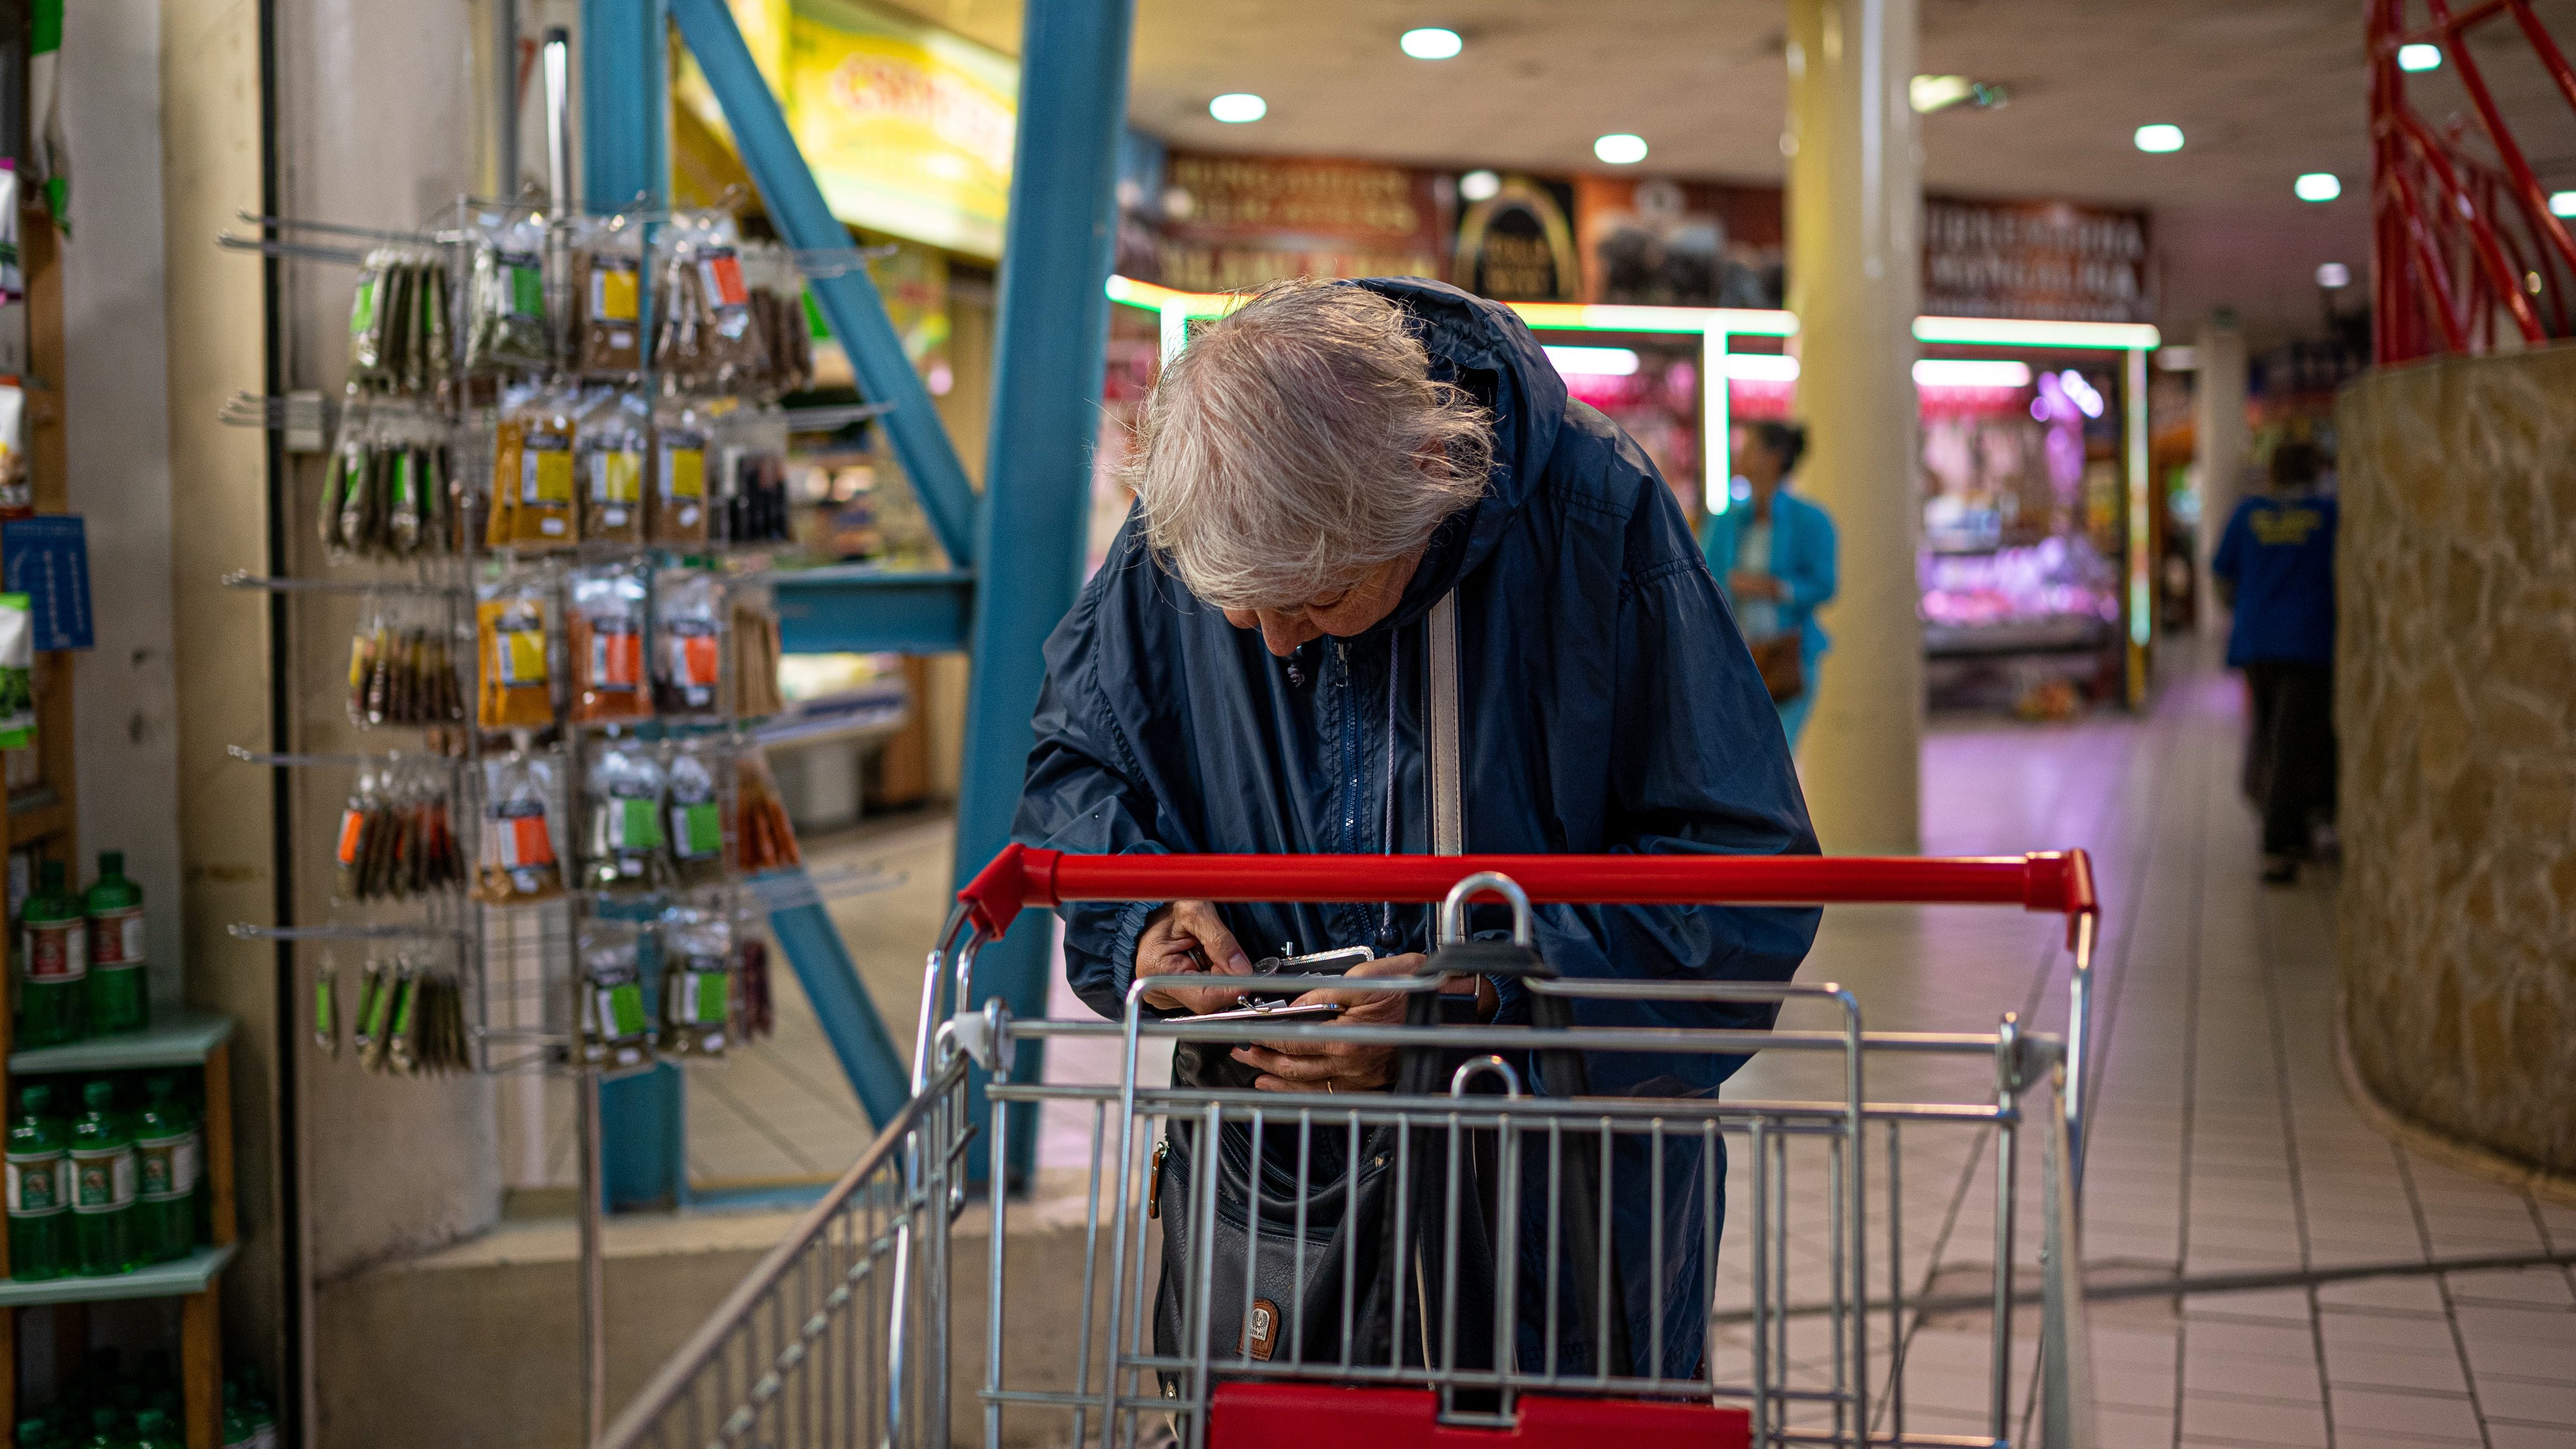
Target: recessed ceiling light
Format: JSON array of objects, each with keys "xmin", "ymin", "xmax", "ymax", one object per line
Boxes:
[
  {"xmin": 2551, "ymin": 191, "xmax": 2576, "ymax": 218},
  {"xmin": 2134, "ymin": 124, "xmax": 2184, "ymax": 153},
  {"xmin": 1913, "ymin": 359, "xmax": 2033, "ymax": 388},
  {"xmin": 2316, "ymin": 262, "xmax": 2352, "ymax": 289},
  {"xmin": 2397, "ymin": 42, "xmax": 2441, "ymax": 71},
  {"xmin": 1911, "ymin": 74, "xmax": 1976, "ymax": 113},
  {"xmin": 2295, "ymin": 173, "xmax": 2342, "ymax": 202},
  {"xmin": 1399, "ymin": 27, "xmax": 1462, "ymax": 60},
  {"xmin": 1724, "ymin": 354, "xmax": 1800, "ymax": 382},
  {"xmin": 1209, "ymin": 93, "xmax": 1267, "ymax": 124},
  {"xmin": 1459, "ymin": 170, "xmax": 1502, "ymax": 202},
  {"xmin": 1593, "ymin": 133, "xmax": 1648, "ymax": 165}
]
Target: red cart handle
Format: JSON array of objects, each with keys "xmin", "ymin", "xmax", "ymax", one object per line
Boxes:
[{"xmin": 959, "ymin": 844, "xmax": 2097, "ymax": 946}]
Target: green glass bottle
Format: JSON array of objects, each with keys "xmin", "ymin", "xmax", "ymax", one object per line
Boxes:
[
  {"xmin": 80, "ymin": 1409, "xmax": 127, "ymax": 1449},
  {"xmin": 83, "ymin": 853, "xmax": 147, "ymax": 1037},
  {"xmin": 126, "ymin": 1413, "xmax": 175, "ymax": 1449},
  {"xmin": 67, "ymin": 1081, "xmax": 136, "ymax": 1275},
  {"xmin": 5, "ymin": 1085, "xmax": 70, "ymax": 1280},
  {"xmin": 131, "ymin": 1077, "xmax": 197, "ymax": 1264},
  {"xmin": 16, "ymin": 1416, "xmax": 45, "ymax": 1449},
  {"xmin": 17, "ymin": 861, "xmax": 87, "ymax": 1048}
]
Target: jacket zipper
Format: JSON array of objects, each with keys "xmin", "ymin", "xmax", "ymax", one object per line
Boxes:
[{"xmin": 1335, "ymin": 641, "xmax": 1358, "ymax": 852}]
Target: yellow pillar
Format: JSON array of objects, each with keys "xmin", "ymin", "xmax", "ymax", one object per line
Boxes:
[{"xmin": 1787, "ymin": 0, "xmax": 1922, "ymax": 853}]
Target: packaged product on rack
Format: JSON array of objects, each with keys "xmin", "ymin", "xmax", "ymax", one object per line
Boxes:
[
  {"xmin": 475, "ymin": 571, "xmax": 556, "ymax": 729},
  {"xmin": 346, "ymin": 248, "xmax": 400, "ymax": 391},
  {"xmin": 741, "ymin": 244, "xmax": 815, "ymax": 397},
  {"xmin": 466, "ymin": 208, "xmax": 552, "ymax": 375},
  {"xmin": 313, "ymin": 955, "xmax": 341, "ymax": 1058},
  {"xmin": 567, "ymin": 563, "xmax": 652, "ymax": 724},
  {"xmin": 332, "ymin": 758, "xmax": 465, "ymax": 902},
  {"xmin": 575, "ymin": 387, "xmax": 649, "ymax": 545},
  {"xmin": 0, "ymin": 592, "xmax": 34, "ymax": 748},
  {"xmin": 491, "ymin": 384, "xmax": 579, "ymax": 549},
  {"xmin": 719, "ymin": 403, "xmax": 793, "ymax": 545},
  {"xmin": 665, "ymin": 739, "xmax": 726, "ymax": 888},
  {"xmin": 477, "ymin": 752, "xmax": 564, "ymax": 902},
  {"xmin": 577, "ymin": 923, "xmax": 655, "ymax": 1070},
  {"xmin": 573, "ymin": 215, "xmax": 647, "ymax": 377},
  {"xmin": 323, "ymin": 410, "xmax": 455, "ymax": 562},
  {"xmin": 649, "ymin": 395, "xmax": 711, "ymax": 546},
  {"xmin": 379, "ymin": 959, "xmax": 468, "ymax": 1077},
  {"xmin": 0, "ymin": 380, "xmax": 27, "ymax": 519},
  {"xmin": 346, "ymin": 594, "xmax": 467, "ymax": 728},
  {"xmin": 733, "ymin": 747, "xmax": 800, "ymax": 871},
  {"xmin": 729, "ymin": 592, "xmax": 785, "ymax": 719},
  {"xmin": 735, "ymin": 935, "xmax": 774, "ymax": 1042},
  {"xmin": 652, "ymin": 212, "xmax": 765, "ymax": 392},
  {"xmin": 583, "ymin": 739, "xmax": 671, "ymax": 893},
  {"xmin": 350, "ymin": 248, "xmax": 451, "ymax": 399},
  {"xmin": 657, "ymin": 905, "xmax": 732, "ymax": 1057},
  {"xmin": 652, "ymin": 569, "xmax": 724, "ymax": 716},
  {"xmin": 7, "ymin": 1084, "xmax": 72, "ymax": 1282}
]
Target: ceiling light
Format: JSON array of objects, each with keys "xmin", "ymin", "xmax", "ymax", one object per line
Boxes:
[
  {"xmin": 1911, "ymin": 74, "xmax": 1975, "ymax": 113},
  {"xmin": 2551, "ymin": 191, "xmax": 2576, "ymax": 218},
  {"xmin": 1593, "ymin": 134, "xmax": 1648, "ymax": 165},
  {"xmin": 1913, "ymin": 359, "xmax": 2033, "ymax": 388},
  {"xmin": 1399, "ymin": 27, "xmax": 1462, "ymax": 60},
  {"xmin": 2397, "ymin": 42, "xmax": 2441, "ymax": 71},
  {"xmin": 2134, "ymin": 124, "xmax": 2184, "ymax": 153},
  {"xmin": 2056, "ymin": 369, "xmax": 2104, "ymax": 417},
  {"xmin": 1725, "ymin": 353, "xmax": 1800, "ymax": 382},
  {"xmin": 2316, "ymin": 262, "xmax": 2352, "ymax": 289},
  {"xmin": 2295, "ymin": 173, "xmax": 2342, "ymax": 202},
  {"xmin": 1459, "ymin": 170, "xmax": 1501, "ymax": 202},
  {"xmin": 1208, "ymin": 93, "xmax": 1267, "ymax": 124},
  {"xmin": 1544, "ymin": 346, "xmax": 1640, "ymax": 377}
]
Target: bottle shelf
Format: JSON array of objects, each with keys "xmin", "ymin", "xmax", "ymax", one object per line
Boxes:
[
  {"xmin": 0, "ymin": 1243, "xmax": 238, "ymax": 1309},
  {"xmin": 8, "ymin": 1010, "xmax": 238, "ymax": 1074}
]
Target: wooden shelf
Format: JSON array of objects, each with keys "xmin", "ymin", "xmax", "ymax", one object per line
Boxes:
[
  {"xmin": 8, "ymin": 1010, "xmax": 238, "ymax": 1075},
  {"xmin": 0, "ymin": 1245, "xmax": 237, "ymax": 1309}
]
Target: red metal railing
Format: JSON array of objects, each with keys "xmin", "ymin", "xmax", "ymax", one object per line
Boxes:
[{"xmin": 2370, "ymin": 0, "xmax": 2576, "ymax": 363}]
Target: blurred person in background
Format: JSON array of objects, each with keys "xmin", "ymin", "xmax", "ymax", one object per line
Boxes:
[
  {"xmin": 1700, "ymin": 420, "xmax": 1838, "ymax": 750},
  {"xmin": 2213, "ymin": 440, "xmax": 2338, "ymax": 885}
]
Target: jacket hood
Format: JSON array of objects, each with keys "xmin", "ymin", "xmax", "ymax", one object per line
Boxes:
[{"xmin": 1347, "ymin": 277, "xmax": 1567, "ymax": 629}]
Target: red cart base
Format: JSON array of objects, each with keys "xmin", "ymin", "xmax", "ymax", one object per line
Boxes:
[{"xmin": 1207, "ymin": 1381, "xmax": 1752, "ymax": 1449}]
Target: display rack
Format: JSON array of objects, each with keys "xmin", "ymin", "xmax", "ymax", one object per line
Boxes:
[{"xmin": 216, "ymin": 48, "xmax": 820, "ymax": 1420}]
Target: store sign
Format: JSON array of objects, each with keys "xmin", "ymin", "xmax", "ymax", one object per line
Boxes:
[
  {"xmin": 1153, "ymin": 153, "xmax": 1446, "ymax": 294},
  {"xmin": 1573, "ymin": 176, "xmax": 1784, "ymax": 309},
  {"xmin": 1455, "ymin": 177, "xmax": 1581, "ymax": 302},
  {"xmin": 1923, "ymin": 199, "xmax": 2150, "ymax": 323},
  {"xmin": 784, "ymin": 0, "xmax": 1016, "ymax": 258}
]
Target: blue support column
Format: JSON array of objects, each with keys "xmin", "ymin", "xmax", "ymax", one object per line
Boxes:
[
  {"xmin": 948, "ymin": 0, "xmax": 1138, "ymax": 1182},
  {"xmin": 667, "ymin": 0, "xmax": 980, "ymax": 569},
  {"xmin": 582, "ymin": 0, "xmax": 686, "ymax": 1211}
]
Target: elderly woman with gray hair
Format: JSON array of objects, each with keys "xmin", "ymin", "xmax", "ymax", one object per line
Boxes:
[{"xmin": 1013, "ymin": 277, "xmax": 1818, "ymax": 1381}]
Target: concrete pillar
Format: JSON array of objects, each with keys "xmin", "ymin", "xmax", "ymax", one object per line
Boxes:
[
  {"xmin": 1785, "ymin": 0, "xmax": 1922, "ymax": 853},
  {"xmin": 2194, "ymin": 310, "xmax": 2249, "ymax": 623}
]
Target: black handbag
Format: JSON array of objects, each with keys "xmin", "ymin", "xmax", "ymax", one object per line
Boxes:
[{"xmin": 1149, "ymin": 940, "xmax": 1630, "ymax": 1384}]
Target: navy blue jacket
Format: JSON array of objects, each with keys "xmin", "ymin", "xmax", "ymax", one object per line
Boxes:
[{"xmin": 1012, "ymin": 277, "xmax": 1820, "ymax": 1374}]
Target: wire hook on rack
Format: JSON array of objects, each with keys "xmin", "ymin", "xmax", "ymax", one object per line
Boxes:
[
  {"xmin": 226, "ymin": 744, "xmax": 465, "ymax": 769},
  {"xmin": 217, "ymin": 232, "xmax": 372, "ymax": 266},
  {"xmin": 229, "ymin": 923, "xmax": 473, "ymax": 943},
  {"xmin": 222, "ymin": 571, "xmax": 466, "ymax": 597},
  {"xmin": 234, "ymin": 211, "xmax": 446, "ymax": 246}
]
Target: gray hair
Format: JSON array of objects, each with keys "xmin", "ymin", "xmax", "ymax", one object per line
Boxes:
[{"xmin": 1124, "ymin": 278, "xmax": 1494, "ymax": 610}]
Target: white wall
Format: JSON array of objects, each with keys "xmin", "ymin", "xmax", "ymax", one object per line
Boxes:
[{"xmin": 63, "ymin": 0, "xmax": 184, "ymax": 1004}]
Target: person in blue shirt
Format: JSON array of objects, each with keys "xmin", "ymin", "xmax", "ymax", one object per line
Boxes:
[
  {"xmin": 1700, "ymin": 421, "xmax": 1839, "ymax": 750},
  {"xmin": 2211, "ymin": 440, "xmax": 2338, "ymax": 883}
]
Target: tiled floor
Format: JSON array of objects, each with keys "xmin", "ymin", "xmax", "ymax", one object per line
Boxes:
[{"xmin": 568, "ymin": 642, "xmax": 2576, "ymax": 1442}]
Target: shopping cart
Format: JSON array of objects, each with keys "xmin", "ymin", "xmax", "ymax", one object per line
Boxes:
[{"xmin": 600, "ymin": 844, "xmax": 2103, "ymax": 1449}]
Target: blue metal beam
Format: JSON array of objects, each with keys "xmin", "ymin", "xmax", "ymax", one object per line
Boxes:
[
  {"xmin": 752, "ymin": 871, "xmax": 914, "ymax": 1127},
  {"xmin": 668, "ymin": 0, "xmax": 982, "ymax": 570},
  {"xmin": 949, "ymin": 0, "xmax": 1138, "ymax": 1181},
  {"xmin": 583, "ymin": 0, "xmax": 686, "ymax": 1213},
  {"xmin": 773, "ymin": 568, "xmax": 975, "ymax": 654}
]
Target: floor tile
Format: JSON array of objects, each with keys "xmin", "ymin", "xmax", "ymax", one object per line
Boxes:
[
  {"xmin": 2178, "ymin": 1392, "xmax": 2331, "ymax": 1448},
  {"xmin": 2320, "ymin": 1386, "xmax": 2485, "ymax": 1441},
  {"xmin": 2322, "ymin": 1339, "xmax": 2471, "ymax": 1395},
  {"xmin": 2478, "ymin": 1373, "xmax": 2576, "ymax": 1425}
]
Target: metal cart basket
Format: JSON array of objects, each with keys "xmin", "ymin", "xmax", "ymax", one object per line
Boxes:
[{"xmin": 602, "ymin": 844, "xmax": 2103, "ymax": 1449}]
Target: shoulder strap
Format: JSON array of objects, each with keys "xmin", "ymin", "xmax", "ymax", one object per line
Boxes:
[{"xmin": 1427, "ymin": 591, "xmax": 1463, "ymax": 855}]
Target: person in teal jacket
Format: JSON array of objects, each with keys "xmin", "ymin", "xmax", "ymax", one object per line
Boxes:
[{"xmin": 1700, "ymin": 421, "xmax": 1838, "ymax": 749}]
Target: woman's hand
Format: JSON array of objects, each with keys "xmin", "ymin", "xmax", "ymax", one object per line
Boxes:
[
  {"xmin": 1134, "ymin": 901, "xmax": 1255, "ymax": 1015},
  {"xmin": 1230, "ymin": 953, "xmax": 1427, "ymax": 1094}
]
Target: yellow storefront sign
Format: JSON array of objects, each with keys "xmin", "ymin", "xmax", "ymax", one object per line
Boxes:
[{"xmin": 784, "ymin": 0, "xmax": 1015, "ymax": 259}]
